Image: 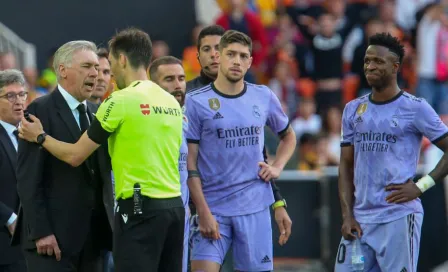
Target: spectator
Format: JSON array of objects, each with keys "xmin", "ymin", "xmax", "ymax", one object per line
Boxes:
[
  {"xmin": 297, "ymin": 132, "xmax": 318, "ymax": 171},
  {"xmin": 291, "ymin": 98, "xmax": 322, "ymax": 141},
  {"xmin": 216, "ymin": 0, "xmax": 269, "ymax": 80},
  {"xmin": 268, "ymin": 60, "xmax": 300, "ymax": 119}
]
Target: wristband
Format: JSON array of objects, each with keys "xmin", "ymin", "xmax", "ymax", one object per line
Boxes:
[
  {"xmin": 272, "ymin": 199, "xmax": 286, "ymax": 210},
  {"xmin": 415, "ymin": 175, "xmax": 436, "ymax": 193},
  {"xmin": 188, "ymin": 170, "xmax": 200, "ymax": 179}
]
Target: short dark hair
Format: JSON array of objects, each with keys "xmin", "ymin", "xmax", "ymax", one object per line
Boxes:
[
  {"xmin": 149, "ymin": 56, "xmax": 182, "ymax": 81},
  {"xmin": 368, "ymin": 32, "xmax": 405, "ymax": 63},
  {"xmin": 97, "ymin": 47, "xmax": 109, "ymax": 60},
  {"xmin": 109, "ymin": 27, "xmax": 153, "ymax": 69},
  {"xmin": 197, "ymin": 25, "xmax": 225, "ymax": 51},
  {"xmin": 219, "ymin": 30, "xmax": 252, "ymax": 54}
]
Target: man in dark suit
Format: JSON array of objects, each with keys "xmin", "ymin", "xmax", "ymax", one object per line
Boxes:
[
  {"xmin": 14, "ymin": 41, "xmax": 114, "ymax": 272},
  {"xmin": 0, "ymin": 69, "xmax": 27, "ymax": 272}
]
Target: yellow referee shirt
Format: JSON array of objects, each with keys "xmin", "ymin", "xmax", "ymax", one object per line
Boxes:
[{"xmin": 94, "ymin": 80, "xmax": 183, "ymax": 200}]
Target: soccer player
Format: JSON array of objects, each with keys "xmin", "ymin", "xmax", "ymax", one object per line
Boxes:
[
  {"xmin": 188, "ymin": 24, "xmax": 292, "ymax": 248},
  {"xmin": 149, "ymin": 55, "xmax": 190, "ymax": 272},
  {"xmin": 185, "ymin": 30, "xmax": 297, "ymax": 272},
  {"xmin": 336, "ymin": 32, "xmax": 448, "ymax": 272},
  {"xmin": 18, "ymin": 28, "xmax": 185, "ymax": 272}
]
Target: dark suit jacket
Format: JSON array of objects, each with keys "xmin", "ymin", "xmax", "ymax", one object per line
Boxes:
[
  {"xmin": 0, "ymin": 125, "xmax": 22, "ymax": 265},
  {"xmin": 13, "ymin": 88, "xmax": 114, "ymax": 255}
]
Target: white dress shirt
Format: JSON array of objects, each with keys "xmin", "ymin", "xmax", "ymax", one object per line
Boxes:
[{"xmin": 58, "ymin": 84, "xmax": 89, "ymax": 128}]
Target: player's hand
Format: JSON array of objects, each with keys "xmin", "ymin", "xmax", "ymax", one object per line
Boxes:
[
  {"xmin": 341, "ymin": 216, "xmax": 362, "ymax": 241},
  {"xmin": 274, "ymin": 206, "xmax": 292, "ymax": 246},
  {"xmin": 385, "ymin": 179, "xmax": 422, "ymax": 204},
  {"xmin": 36, "ymin": 234, "xmax": 61, "ymax": 261},
  {"xmin": 258, "ymin": 162, "xmax": 281, "ymax": 182},
  {"xmin": 198, "ymin": 212, "xmax": 221, "ymax": 240},
  {"xmin": 18, "ymin": 114, "xmax": 44, "ymax": 143}
]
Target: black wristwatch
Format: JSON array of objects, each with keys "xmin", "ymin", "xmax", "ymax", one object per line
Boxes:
[{"xmin": 36, "ymin": 132, "xmax": 47, "ymax": 145}]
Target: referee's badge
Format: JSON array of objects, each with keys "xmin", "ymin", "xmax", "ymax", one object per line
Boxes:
[
  {"xmin": 208, "ymin": 98, "xmax": 220, "ymax": 111},
  {"xmin": 356, "ymin": 103, "xmax": 368, "ymax": 115}
]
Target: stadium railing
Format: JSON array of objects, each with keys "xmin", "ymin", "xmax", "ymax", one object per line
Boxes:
[{"xmin": 0, "ymin": 22, "xmax": 36, "ymax": 70}]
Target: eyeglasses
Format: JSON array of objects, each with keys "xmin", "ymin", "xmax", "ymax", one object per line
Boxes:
[{"xmin": 0, "ymin": 91, "xmax": 28, "ymax": 103}]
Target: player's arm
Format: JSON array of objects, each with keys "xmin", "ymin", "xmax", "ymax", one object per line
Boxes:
[
  {"xmin": 187, "ymin": 143, "xmax": 211, "ymax": 216},
  {"xmin": 338, "ymin": 103, "xmax": 362, "ymax": 240},
  {"xmin": 260, "ymin": 90, "xmax": 297, "ymax": 181},
  {"xmin": 185, "ymin": 96, "xmax": 221, "ymax": 240},
  {"xmin": 339, "ymin": 145, "xmax": 355, "ymax": 219},
  {"xmin": 386, "ymin": 100, "xmax": 448, "ymax": 203},
  {"xmin": 427, "ymin": 137, "xmax": 448, "ymax": 182}
]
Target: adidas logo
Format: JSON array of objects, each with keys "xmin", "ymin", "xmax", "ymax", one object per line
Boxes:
[
  {"xmin": 400, "ymin": 268, "xmax": 407, "ymax": 272},
  {"xmin": 354, "ymin": 116, "xmax": 363, "ymax": 124},
  {"xmin": 261, "ymin": 255, "xmax": 271, "ymax": 263},
  {"xmin": 213, "ymin": 112, "xmax": 224, "ymax": 119}
]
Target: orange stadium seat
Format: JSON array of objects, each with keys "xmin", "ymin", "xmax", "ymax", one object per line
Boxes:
[{"xmin": 343, "ymin": 74, "xmax": 360, "ymax": 103}]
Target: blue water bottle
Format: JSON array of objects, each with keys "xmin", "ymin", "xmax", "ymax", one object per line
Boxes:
[{"xmin": 351, "ymin": 233, "xmax": 365, "ymax": 271}]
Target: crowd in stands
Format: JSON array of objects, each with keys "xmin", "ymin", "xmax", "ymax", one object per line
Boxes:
[{"xmin": 2, "ymin": 0, "xmax": 447, "ymax": 171}]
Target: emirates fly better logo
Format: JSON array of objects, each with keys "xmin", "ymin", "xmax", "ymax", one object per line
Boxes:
[{"xmin": 140, "ymin": 104, "xmax": 150, "ymax": 115}]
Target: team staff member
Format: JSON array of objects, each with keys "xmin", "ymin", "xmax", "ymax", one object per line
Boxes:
[
  {"xmin": 18, "ymin": 28, "xmax": 185, "ymax": 272},
  {"xmin": 187, "ymin": 24, "xmax": 291, "ymax": 246},
  {"xmin": 149, "ymin": 55, "xmax": 189, "ymax": 272}
]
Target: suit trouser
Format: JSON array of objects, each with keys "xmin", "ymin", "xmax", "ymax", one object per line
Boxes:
[
  {"xmin": 0, "ymin": 259, "xmax": 26, "ymax": 272},
  {"xmin": 113, "ymin": 196, "xmax": 185, "ymax": 272},
  {"xmin": 23, "ymin": 211, "xmax": 106, "ymax": 272},
  {"xmin": 23, "ymin": 229, "xmax": 103, "ymax": 272}
]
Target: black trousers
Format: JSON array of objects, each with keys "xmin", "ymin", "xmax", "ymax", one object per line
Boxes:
[
  {"xmin": 114, "ymin": 197, "xmax": 185, "ymax": 272},
  {"xmin": 23, "ymin": 232, "xmax": 103, "ymax": 272},
  {"xmin": 0, "ymin": 259, "xmax": 26, "ymax": 272}
]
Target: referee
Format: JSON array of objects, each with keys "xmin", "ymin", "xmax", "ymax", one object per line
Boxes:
[{"xmin": 18, "ymin": 28, "xmax": 185, "ymax": 272}]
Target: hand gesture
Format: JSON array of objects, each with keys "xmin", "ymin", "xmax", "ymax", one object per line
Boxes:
[
  {"xmin": 36, "ymin": 234, "xmax": 61, "ymax": 261},
  {"xmin": 385, "ymin": 179, "xmax": 422, "ymax": 204},
  {"xmin": 18, "ymin": 114, "xmax": 44, "ymax": 143},
  {"xmin": 199, "ymin": 212, "xmax": 221, "ymax": 240},
  {"xmin": 258, "ymin": 162, "xmax": 281, "ymax": 182},
  {"xmin": 341, "ymin": 216, "xmax": 362, "ymax": 241},
  {"xmin": 274, "ymin": 207, "xmax": 292, "ymax": 246}
]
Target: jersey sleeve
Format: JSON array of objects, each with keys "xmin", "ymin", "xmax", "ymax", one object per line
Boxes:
[
  {"xmin": 266, "ymin": 90, "xmax": 290, "ymax": 135},
  {"xmin": 414, "ymin": 100, "xmax": 448, "ymax": 143},
  {"xmin": 341, "ymin": 103, "xmax": 355, "ymax": 146},
  {"xmin": 94, "ymin": 93, "xmax": 125, "ymax": 133},
  {"xmin": 185, "ymin": 97, "xmax": 202, "ymax": 143}
]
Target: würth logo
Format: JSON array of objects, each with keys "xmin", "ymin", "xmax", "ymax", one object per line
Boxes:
[
  {"xmin": 140, "ymin": 104, "xmax": 150, "ymax": 115},
  {"xmin": 261, "ymin": 255, "xmax": 271, "ymax": 263}
]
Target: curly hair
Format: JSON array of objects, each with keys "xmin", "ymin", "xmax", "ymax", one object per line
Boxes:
[{"xmin": 368, "ymin": 32, "xmax": 405, "ymax": 63}]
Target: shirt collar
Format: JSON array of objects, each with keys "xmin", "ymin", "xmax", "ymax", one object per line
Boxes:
[
  {"xmin": 58, "ymin": 84, "xmax": 87, "ymax": 110},
  {"xmin": 0, "ymin": 120, "xmax": 17, "ymax": 136}
]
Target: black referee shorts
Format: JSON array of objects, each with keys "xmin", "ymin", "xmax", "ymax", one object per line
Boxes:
[{"xmin": 113, "ymin": 196, "xmax": 185, "ymax": 272}]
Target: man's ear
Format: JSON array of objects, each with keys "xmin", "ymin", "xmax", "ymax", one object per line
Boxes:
[{"xmin": 119, "ymin": 54, "xmax": 127, "ymax": 68}]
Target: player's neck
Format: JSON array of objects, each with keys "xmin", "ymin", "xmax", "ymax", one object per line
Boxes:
[
  {"xmin": 125, "ymin": 68, "xmax": 149, "ymax": 87},
  {"xmin": 370, "ymin": 84, "xmax": 401, "ymax": 103},
  {"xmin": 214, "ymin": 74, "xmax": 245, "ymax": 96}
]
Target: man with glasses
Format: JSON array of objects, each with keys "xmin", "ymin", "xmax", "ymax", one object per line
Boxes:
[
  {"xmin": 14, "ymin": 41, "xmax": 114, "ymax": 272},
  {"xmin": 0, "ymin": 69, "xmax": 27, "ymax": 272}
]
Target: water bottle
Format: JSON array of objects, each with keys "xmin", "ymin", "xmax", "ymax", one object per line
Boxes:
[{"xmin": 351, "ymin": 234, "xmax": 365, "ymax": 271}]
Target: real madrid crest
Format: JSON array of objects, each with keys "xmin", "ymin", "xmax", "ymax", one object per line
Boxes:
[
  {"xmin": 356, "ymin": 103, "xmax": 368, "ymax": 115},
  {"xmin": 208, "ymin": 98, "xmax": 220, "ymax": 111},
  {"xmin": 253, "ymin": 105, "xmax": 261, "ymax": 118}
]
